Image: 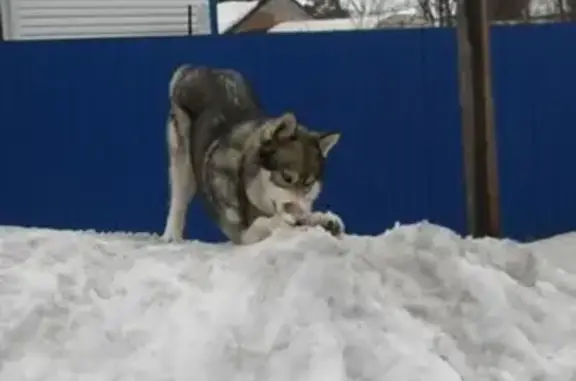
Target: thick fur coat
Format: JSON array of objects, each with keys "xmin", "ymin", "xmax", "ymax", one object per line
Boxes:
[{"xmin": 162, "ymin": 65, "xmax": 344, "ymax": 244}]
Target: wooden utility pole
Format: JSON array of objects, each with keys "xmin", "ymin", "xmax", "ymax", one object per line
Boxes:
[{"xmin": 456, "ymin": 0, "xmax": 501, "ymax": 237}]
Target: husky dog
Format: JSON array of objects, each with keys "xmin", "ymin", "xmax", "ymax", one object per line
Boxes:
[{"xmin": 161, "ymin": 65, "xmax": 344, "ymax": 244}]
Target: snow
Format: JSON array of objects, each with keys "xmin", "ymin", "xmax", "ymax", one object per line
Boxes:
[
  {"xmin": 217, "ymin": 0, "xmax": 259, "ymax": 33},
  {"xmin": 525, "ymin": 231, "xmax": 576, "ymax": 273},
  {"xmin": 269, "ymin": 16, "xmax": 383, "ymax": 32},
  {"xmin": 1, "ymin": 222, "xmax": 576, "ymax": 380}
]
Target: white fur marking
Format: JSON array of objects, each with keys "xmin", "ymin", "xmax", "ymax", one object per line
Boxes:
[
  {"xmin": 245, "ymin": 169, "xmax": 320, "ymax": 217},
  {"xmin": 224, "ymin": 208, "xmax": 241, "ymax": 224},
  {"xmin": 162, "ymin": 115, "xmax": 196, "ymax": 242},
  {"xmin": 307, "ymin": 210, "xmax": 345, "ymax": 236}
]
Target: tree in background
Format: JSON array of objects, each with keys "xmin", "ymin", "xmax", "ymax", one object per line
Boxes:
[
  {"xmin": 303, "ymin": 0, "xmax": 350, "ymax": 18},
  {"xmin": 568, "ymin": 0, "xmax": 576, "ymax": 19},
  {"xmin": 417, "ymin": 0, "xmax": 531, "ymax": 25},
  {"xmin": 488, "ymin": 0, "xmax": 530, "ymax": 21},
  {"xmin": 217, "ymin": 0, "xmax": 576, "ymax": 24},
  {"xmin": 417, "ymin": 0, "xmax": 576, "ymax": 24}
]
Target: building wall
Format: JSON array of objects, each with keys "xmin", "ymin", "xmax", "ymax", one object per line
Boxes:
[
  {"xmin": 1, "ymin": 0, "xmax": 211, "ymax": 40},
  {"xmin": 230, "ymin": 0, "xmax": 311, "ymax": 33}
]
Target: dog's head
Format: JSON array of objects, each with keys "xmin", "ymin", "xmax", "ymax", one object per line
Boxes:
[{"xmin": 246, "ymin": 112, "xmax": 340, "ymax": 216}]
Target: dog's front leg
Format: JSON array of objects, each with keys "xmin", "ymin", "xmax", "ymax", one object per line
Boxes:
[
  {"xmin": 301, "ymin": 211, "xmax": 346, "ymax": 237},
  {"xmin": 240, "ymin": 213, "xmax": 296, "ymax": 245}
]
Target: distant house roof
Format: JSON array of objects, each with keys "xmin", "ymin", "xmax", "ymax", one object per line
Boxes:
[
  {"xmin": 218, "ymin": 0, "xmax": 312, "ymax": 34},
  {"xmin": 217, "ymin": 1, "xmax": 260, "ymax": 32},
  {"xmin": 268, "ymin": 16, "xmax": 380, "ymax": 32}
]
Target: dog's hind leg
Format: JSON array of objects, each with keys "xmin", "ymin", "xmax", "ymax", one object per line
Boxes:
[{"xmin": 162, "ymin": 105, "xmax": 197, "ymax": 242}]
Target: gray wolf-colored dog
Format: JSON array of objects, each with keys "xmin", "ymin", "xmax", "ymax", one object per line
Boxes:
[{"xmin": 161, "ymin": 65, "xmax": 344, "ymax": 244}]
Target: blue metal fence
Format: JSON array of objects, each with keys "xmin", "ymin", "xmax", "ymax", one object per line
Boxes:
[{"xmin": 0, "ymin": 24, "xmax": 574, "ymax": 241}]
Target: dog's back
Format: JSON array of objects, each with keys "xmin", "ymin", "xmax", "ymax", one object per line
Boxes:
[
  {"xmin": 169, "ymin": 65, "xmax": 260, "ymax": 122},
  {"xmin": 169, "ymin": 65, "xmax": 262, "ymax": 172}
]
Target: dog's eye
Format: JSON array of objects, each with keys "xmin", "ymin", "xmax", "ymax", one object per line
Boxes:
[
  {"xmin": 303, "ymin": 176, "xmax": 315, "ymax": 187},
  {"xmin": 281, "ymin": 171, "xmax": 297, "ymax": 185}
]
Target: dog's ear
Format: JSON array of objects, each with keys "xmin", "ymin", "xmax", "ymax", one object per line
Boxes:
[
  {"xmin": 269, "ymin": 112, "xmax": 298, "ymax": 141},
  {"xmin": 317, "ymin": 131, "xmax": 341, "ymax": 157}
]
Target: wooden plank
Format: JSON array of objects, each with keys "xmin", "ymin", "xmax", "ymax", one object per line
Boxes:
[{"xmin": 456, "ymin": 0, "xmax": 501, "ymax": 237}]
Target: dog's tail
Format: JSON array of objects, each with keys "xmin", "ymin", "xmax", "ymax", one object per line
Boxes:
[{"xmin": 169, "ymin": 64, "xmax": 192, "ymax": 98}]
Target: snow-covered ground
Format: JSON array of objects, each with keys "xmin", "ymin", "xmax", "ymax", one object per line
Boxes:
[{"xmin": 1, "ymin": 222, "xmax": 576, "ymax": 380}]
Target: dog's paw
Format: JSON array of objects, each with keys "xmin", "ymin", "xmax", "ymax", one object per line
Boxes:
[
  {"xmin": 309, "ymin": 211, "xmax": 345, "ymax": 237},
  {"xmin": 161, "ymin": 231, "xmax": 183, "ymax": 243},
  {"xmin": 272, "ymin": 212, "xmax": 298, "ymax": 228}
]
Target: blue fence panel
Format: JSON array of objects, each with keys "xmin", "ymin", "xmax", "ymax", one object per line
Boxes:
[
  {"xmin": 492, "ymin": 23, "xmax": 576, "ymax": 240},
  {"xmin": 0, "ymin": 31, "xmax": 465, "ymax": 242}
]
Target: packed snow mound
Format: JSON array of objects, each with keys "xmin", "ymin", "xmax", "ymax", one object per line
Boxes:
[{"xmin": 1, "ymin": 223, "xmax": 576, "ymax": 381}]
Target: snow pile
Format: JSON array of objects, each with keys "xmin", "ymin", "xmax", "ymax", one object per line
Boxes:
[{"xmin": 1, "ymin": 222, "xmax": 576, "ymax": 380}]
